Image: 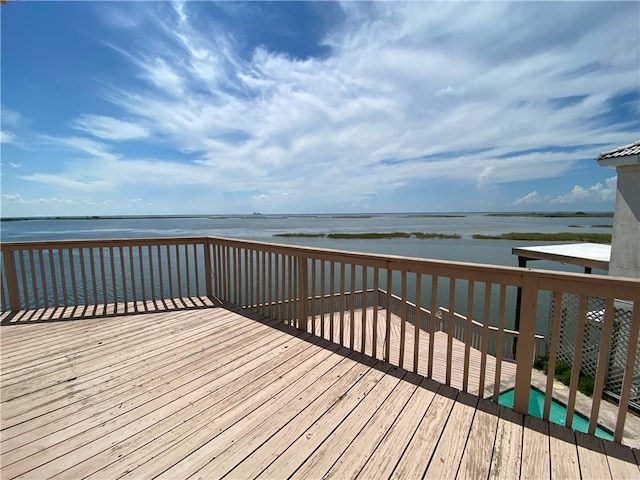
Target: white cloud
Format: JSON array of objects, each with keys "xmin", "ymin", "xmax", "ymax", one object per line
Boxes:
[
  {"xmin": 1, "ymin": 131, "xmax": 16, "ymax": 143},
  {"xmin": 19, "ymin": 173, "xmax": 112, "ymax": 192},
  {"xmin": 434, "ymin": 86, "xmax": 466, "ymax": 97},
  {"xmin": 551, "ymin": 176, "xmax": 616, "ymax": 204},
  {"xmin": 71, "ymin": 115, "xmax": 149, "ymax": 141},
  {"xmin": 1, "ymin": 194, "xmax": 72, "ymax": 205},
  {"xmin": 1, "ymin": 110, "xmax": 21, "ymax": 127},
  {"xmin": 513, "ymin": 191, "xmax": 550, "ymax": 206},
  {"xmin": 42, "ymin": 135, "xmax": 119, "ymax": 161},
  {"xmin": 9, "ymin": 162, "xmax": 21, "ymax": 168}
]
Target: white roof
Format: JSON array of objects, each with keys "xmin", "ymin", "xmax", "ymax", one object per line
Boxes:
[{"xmin": 512, "ymin": 243, "xmax": 610, "ymax": 270}]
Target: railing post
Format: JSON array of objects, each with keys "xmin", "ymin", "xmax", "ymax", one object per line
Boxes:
[
  {"xmin": 513, "ymin": 275, "xmax": 539, "ymax": 414},
  {"xmin": 2, "ymin": 247, "xmax": 22, "ymax": 312},
  {"xmin": 203, "ymin": 239, "xmax": 213, "ymax": 299},
  {"xmin": 297, "ymin": 255, "xmax": 308, "ymax": 331}
]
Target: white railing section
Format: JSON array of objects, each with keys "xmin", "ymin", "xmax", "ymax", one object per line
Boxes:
[{"xmin": 1, "ymin": 236, "xmax": 639, "ymax": 443}]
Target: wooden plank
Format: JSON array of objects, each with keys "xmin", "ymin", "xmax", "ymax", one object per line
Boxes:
[
  {"xmin": 354, "ymin": 377, "xmax": 439, "ymax": 479},
  {"xmin": 1, "ymin": 311, "xmax": 227, "ymax": 401},
  {"xmin": 389, "ymin": 383, "xmax": 458, "ymax": 479},
  {"xmin": 289, "ymin": 367, "xmax": 406, "ymax": 479},
  {"xmin": 2, "ymin": 312, "xmax": 260, "ymax": 428},
  {"xmin": 1, "ymin": 312, "xmax": 205, "ymax": 373},
  {"xmin": 178, "ymin": 349, "xmax": 361, "ymax": 480},
  {"xmin": 419, "ymin": 390, "xmax": 477, "ymax": 479},
  {"xmin": 603, "ymin": 438, "xmax": 640, "ymax": 479},
  {"xmin": 256, "ymin": 360, "xmax": 391, "ymax": 479},
  {"xmin": 488, "ymin": 405, "xmax": 523, "ymax": 480},
  {"xmin": 456, "ymin": 398, "xmax": 500, "ymax": 480},
  {"xmin": 548, "ymin": 421, "xmax": 580, "ymax": 480},
  {"xmin": 575, "ymin": 431, "xmax": 612, "ymax": 480},
  {"xmin": 61, "ymin": 345, "xmax": 350, "ymax": 479},
  {"xmin": 1, "ymin": 318, "xmax": 288, "ymax": 448},
  {"xmin": 156, "ymin": 352, "xmax": 384, "ymax": 478},
  {"xmin": 521, "ymin": 415, "xmax": 550, "ymax": 480},
  {"xmin": 2, "ymin": 332, "xmax": 321, "ymax": 477},
  {"xmin": 323, "ymin": 372, "xmax": 419, "ymax": 479}
]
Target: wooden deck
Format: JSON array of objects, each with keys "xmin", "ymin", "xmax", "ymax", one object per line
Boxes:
[{"xmin": 2, "ymin": 301, "xmax": 639, "ymax": 479}]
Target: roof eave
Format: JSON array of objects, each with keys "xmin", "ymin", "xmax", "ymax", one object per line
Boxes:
[{"xmin": 596, "ymin": 154, "xmax": 640, "ymax": 169}]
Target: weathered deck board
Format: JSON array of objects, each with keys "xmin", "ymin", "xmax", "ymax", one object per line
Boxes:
[{"xmin": 1, "ymin": 303, "xmax": 638, "ymax": 480}]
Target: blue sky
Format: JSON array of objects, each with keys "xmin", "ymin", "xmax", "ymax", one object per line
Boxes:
[{"xmin": 1, "ymin": 1, "xmax": 638, "ymax": 217}]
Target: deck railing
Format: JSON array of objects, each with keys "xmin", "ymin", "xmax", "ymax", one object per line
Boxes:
[{"xmin": 1, "ymin": 236, "xmax": 639, "ymax": 443}]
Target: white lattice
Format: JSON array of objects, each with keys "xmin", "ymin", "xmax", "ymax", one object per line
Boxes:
[{"xmin": 550, "ymin": 295, "xmax": 639, "ymax": 411}]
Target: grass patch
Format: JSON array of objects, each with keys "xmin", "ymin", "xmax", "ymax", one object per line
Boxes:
[
  {"xmin": 274, "ymin": 233, "xmax": 326, "ymax": 238},
  {"xmin": 485, "ymin": 212, "xmax": 613, "ymax": 218},
  {"xmin": 275, "ymin": 231, "xmax": 462, "ymax": 240},
  {"xmin": 534, "ymin": 357, "xmax": 595, "ymax": 396},
  {"xmin": 411, "ymin": 232, "xmax": 461, "ymax": 239},
  {"xmin": 331, "ymin": 215, "xmax": 375, "ymax": 219},
  {"xmin": 401, "ymin": 214, "xmax": 466, "ymax": 218},
  {"xmin": 327, "ymin": 232, "xmax": 411, "ymax": 239},
  {"xmin": 567, "ymin": 224, "xmax": 582, "ymax": 228},
  {"xmin": 472, "ymin": 232, "xmax": 611, "ymax": 243},
  {"xmin": 591, "ymin": 224, "xmax": 613, "ymax": 228}
]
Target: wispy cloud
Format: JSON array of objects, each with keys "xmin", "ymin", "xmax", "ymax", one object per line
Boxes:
[
  {"xmin": 41, "ymin": 135, "xmax": 120, "ymax": 161},
  {"xmin": 1, "ymin": 131, "xmax": 16, "ymax": 144},
  {"xmin": 71, "ymin": 115, "xmax": 149, "ymax": 141}
]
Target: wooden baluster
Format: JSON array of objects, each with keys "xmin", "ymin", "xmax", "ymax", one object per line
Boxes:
[
  {"xmin": 413, "ymin": 272, "xmax": 421, "ymax": 374},
  {"xmin": 513, "ymin": 275, "xmax": 539, "ymax": 415},
  {"xmin": 385, "ymin": 269, "xmax": 392, "ymax": 362},
  {"xmin": 109, "ymin": 246, "xmax": 117, "ymax": 312},
  {"xmin": 428, "ymin": 276, "xmax": 438, "ymax": 379},
  {"xmin": 319, "ymin": 260, "xmax": 325, "ymax": 338},
  {"xmin": 478, "ymin": 283, "xmax": 492, "ymax": 396},
  {"xmin": 149, "ymin": 245, "xmax": 156, "ymax": 303},
  {"xmin": 339, "ymin": 262, "xmax": 346, "ymax": 345},
  {"xmin": 329, "ymin": 261, "xmax": 335, "ymax": 341},
  {"xmin": 361, "ymin": 265, "xmax": 368, "ymax": 354},
  {"xmin": 119, "ymin": 246, "xmax": 127, "ymax": 312},
  {"xmin": 493, "ymin": 284, "xmax": 507, "ymax": 402},
  {"xmin": 68, "ymin": 248, "xmax": 78, "ymax": 307},
  {"xmin": 614, "ymin": 301, "xmax": 640, "ymax": 443},
  {"xmin": 565, "ymin": 295, "xmax": 588, "ymax": 426},
  {"xmin": 588, "ymin": 297, "xmax": 614, "ymax": 434},
  {"xmin": 372, "ymin": 267, "xmax": 379, "ymax": 359},
  {"xmin": 463, "ymin": 280, "xmax": 475, "ymax": 393}
]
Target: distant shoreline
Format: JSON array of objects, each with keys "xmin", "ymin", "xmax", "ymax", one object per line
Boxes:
[
  {"xmin": 274, "ymin": 231, "xmax": 612, "ymax": 243},
  {"xmin": 0, "ymin": 211, "xmax": 614, "ymax": 222}
]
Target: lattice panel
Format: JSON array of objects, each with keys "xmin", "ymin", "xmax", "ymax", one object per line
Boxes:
[{"xmin": 549, "ymin": 294, "xmax": 639, "ymax": 410}]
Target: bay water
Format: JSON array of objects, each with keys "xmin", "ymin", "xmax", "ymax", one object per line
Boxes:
[{"xmin": 1, "ymin": 213, "xmax": 612, "ymax": 340}]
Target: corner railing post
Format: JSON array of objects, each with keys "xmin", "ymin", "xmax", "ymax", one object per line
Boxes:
[
  {"xmin": 513, "ymin": 274, "xmax": 539, "ymax": 414},
  {"xmin": 297, "ymin": 255, "xmax": 308, "ymax": 332},
  {"xmin": 203, "ymin": 238, "xmax": 213, "ymax": 300},
  {"xmin": 2, "ymin": 246, "xmax": 22, "ymax": 312}
]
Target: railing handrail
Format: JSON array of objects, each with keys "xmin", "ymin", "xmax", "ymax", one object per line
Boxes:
[{"xmin": 437, "ymin": 306, "xmax": 545, "ymax": 340}]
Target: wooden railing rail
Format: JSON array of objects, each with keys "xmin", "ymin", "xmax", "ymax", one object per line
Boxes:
[{"xmin": 2, "ymin": 236, "xmax": 639, "ymax": 443}]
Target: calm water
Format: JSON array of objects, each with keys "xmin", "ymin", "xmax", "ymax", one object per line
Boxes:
[
  {"xmin": 0, "ymin": 213, "xmax": 611, "ymax": 274},
  {"xmin": 1, "ymin": 213, "xmax": 611, "ymax": 339}
]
